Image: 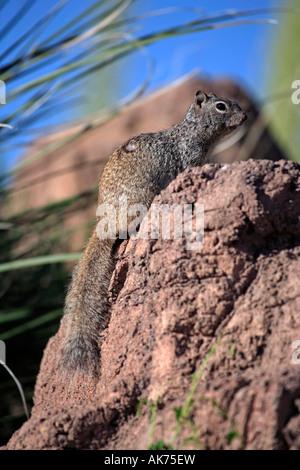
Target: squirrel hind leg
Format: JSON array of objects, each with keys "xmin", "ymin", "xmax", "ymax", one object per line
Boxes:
[{"xmin": 60, "ymin": 334, "xmax": 100, "ymax": 379}]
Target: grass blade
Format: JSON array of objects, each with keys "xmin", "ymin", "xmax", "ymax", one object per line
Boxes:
[
  {"xmin": 0, "ymin": 0, "xmax": 68, "ymax": 65},
  {"xmin": 0, "ymin": 308, "xmax": 63, "ymax": 341},
  {"xmin": 0, "ymin": 254, "xmax": 81, "ymax": 273}
]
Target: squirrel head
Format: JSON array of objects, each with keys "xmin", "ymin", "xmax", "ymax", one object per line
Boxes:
[{"xmin": 185, "ymin": 90, "xmax": 247, "ymax": 138}]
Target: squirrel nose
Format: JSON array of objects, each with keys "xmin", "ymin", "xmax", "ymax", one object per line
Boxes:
[{"xmin": 242, "ymin": 112, "xmax": 247, "ymax": 123}]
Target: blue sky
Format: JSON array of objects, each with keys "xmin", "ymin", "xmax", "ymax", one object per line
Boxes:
[
  {"xmin": 0, "ymin": 0, "xmax": 285, "ymax": 171},
  {"xmin": 128, "ymin": 0, "xmax": 280, "ymax": 98}
]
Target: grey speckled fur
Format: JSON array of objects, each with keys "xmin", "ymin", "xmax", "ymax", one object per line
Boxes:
[{"xmin": 61, "ymin": 90, "xmax": 247, "ymax": 377}]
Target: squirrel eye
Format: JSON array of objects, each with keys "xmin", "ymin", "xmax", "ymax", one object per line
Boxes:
[{"xmin": 216, "ymin": 102, "xmax": 227, "ymax": 112}]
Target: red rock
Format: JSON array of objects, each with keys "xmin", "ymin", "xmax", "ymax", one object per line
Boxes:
[{"xmin": 5, "ymin": 159, "xmax": 300, "ymax": 450}]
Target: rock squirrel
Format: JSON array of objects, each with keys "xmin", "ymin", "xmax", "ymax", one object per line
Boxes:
[{"xmin": 61, "ymin": 90, "xmax": 247, "ymax": 376}]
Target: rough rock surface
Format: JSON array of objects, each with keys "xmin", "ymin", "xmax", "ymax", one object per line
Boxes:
[{"xmin": 5, "ymin": 159, "xmax": 300, "ymax": 450}]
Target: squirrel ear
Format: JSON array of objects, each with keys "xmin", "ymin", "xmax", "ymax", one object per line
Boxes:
[
  {"xmin": 208, "ymin": 92, "xmax": 217, "ymax": 98},
  {"xmin": 195, "ymin": 90, "xmax": 208, "ymax": 107}
]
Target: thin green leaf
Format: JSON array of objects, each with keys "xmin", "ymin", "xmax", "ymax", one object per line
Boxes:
[
  {"xmin": 0, "ymin": 309, "xmax": 33, "ymax": 324},
  {"xmin": 2, "ymin": 0, "xmax": 131, "ymax": 83},
  {"xmin": 0, "ymin": 0, "xmax": 68, "ymax": 64},
  {"xmin": 0, "ymin": 253, "xmax": 81, "ymax": 273},
  {"xmin": 50, "ymin": 0, "xmax": 132, "ymax": 54},
  {"xmin": 0, "ymin": 308, "xmax": 63, "ymax": 341},
  {"xmin": 38, "ymin": 0, "xmax": 108, "ymax": 47}
]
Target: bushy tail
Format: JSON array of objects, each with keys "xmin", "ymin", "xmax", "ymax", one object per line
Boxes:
[{"xmin": 61, "ymin": 231, "xmax": 115, "ymax": 376}]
